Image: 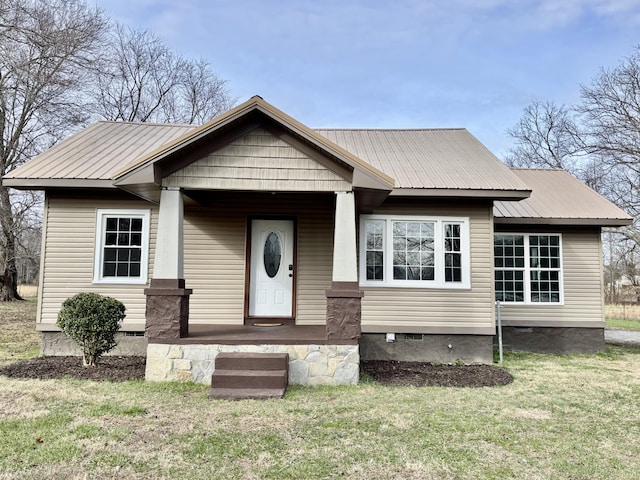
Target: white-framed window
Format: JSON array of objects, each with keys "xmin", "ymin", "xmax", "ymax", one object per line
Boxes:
[
  {"xmin": 93, "ymin": 209, "xmax": 150, "ymax": 284},
  {"xmin": 494, "ymin": 233, "xmax": 563, "ymax": 304},
  {"xmin": 359, "ymin": 215, "xmax": 470, "ymax": 288}
]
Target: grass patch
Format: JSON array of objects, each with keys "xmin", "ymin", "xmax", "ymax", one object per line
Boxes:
[
  {"xmin": 0, "ymin": 351, "xmax": 639, "ymax": 478},
  {"xmin": 0, "ymin": 295, "xmax": 40, "ymax": 365},
  {"xmin": 0, "ymin": 413, "xmax": 81, "ymax": 472},
  {"xmin": 86, "ymin": 403, "xmax": 148, "ymax": 417},
  {"xmin": 606, "ymin": 317, "xmax": 640, "ymax": 331}
]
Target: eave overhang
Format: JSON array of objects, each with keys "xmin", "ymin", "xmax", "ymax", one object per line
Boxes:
[
  {"xmin": 390, "ymin": 188, "xmax": 531, "ymax": 201},
  {"xmin": 494, "ymin": 216, "xmax": 634, "ymax": 227},
  {"xmin": 3, "ymin": 178, "xmax": 116, "ymax": 189}
]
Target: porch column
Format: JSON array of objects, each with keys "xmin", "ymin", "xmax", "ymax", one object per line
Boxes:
[
  {"xmin": 144, "ymin": 188, "xmax": 192, "ymax": 339},
  {"xmin": 326, "ymin": 191, "xmax": 363, "ymax": 340}
]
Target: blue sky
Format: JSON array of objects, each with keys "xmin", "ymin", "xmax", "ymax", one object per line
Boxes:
[{"xmin": 95, "ymin": 0, "xmax": 640, "ymax": 158}]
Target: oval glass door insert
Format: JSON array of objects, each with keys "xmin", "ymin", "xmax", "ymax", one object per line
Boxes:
[{"xmin": 263, "ymin": 231, "xmax": 282, "ymax": 278}]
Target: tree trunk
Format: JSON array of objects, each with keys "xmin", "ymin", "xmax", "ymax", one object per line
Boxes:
[{"xmin": 0, "ymin": 184, "xmax": 23, "ymax": 301}]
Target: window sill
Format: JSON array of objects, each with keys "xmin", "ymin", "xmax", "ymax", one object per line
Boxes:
[
  {"xmin": 92, "ymin": 278, "xmax": 149, "ymax": 286},
  {"xmin": 360, "ymin": 282, "xmax": 471, "ymax": 290},
  {"xmin": 497, "ymin": 301, "xmax": 564, "ymax": 306}
]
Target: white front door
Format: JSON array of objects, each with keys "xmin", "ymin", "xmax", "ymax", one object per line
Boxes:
[{"xmin": 248, "ymin": 219, "xmax": 295, "ymax": 317}]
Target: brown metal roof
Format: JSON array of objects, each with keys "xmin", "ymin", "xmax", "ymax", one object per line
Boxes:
[
  {"xmin": 317, "ymin": 128, "xmax": 530, "ymax": 197},
  {"xmin": 494, "ymin": 169, "xmax": 632, "ymax": 226},
  {"xmin": 4, "ymin": 121, "xmax": 196, "ymax": 187},
  {"xmin": 6, "ymin": 98, "xmax": 530, "ymax": 200}
]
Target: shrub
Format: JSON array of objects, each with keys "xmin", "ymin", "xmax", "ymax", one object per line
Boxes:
[{"xmin": 56, "ymin": 292, "xmax": 126, "ymax": 367}]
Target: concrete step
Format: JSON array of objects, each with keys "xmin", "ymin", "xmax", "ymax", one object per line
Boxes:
[
  {"xmin": 214, "ymin": 352, "xmax": 289, "ymax": 371},
  {"xmin": 211, "ymin": 369, "xmax": 288, "ymax": 390},
  {"xmin": 209, "ymin": 352, "xmax": 289, "ymax": 400},
  {"xmin": 209, "ymin": 387, "xmax": 286, "ymax": 400}
]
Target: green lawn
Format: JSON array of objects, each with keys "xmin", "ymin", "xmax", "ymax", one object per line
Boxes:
[
  {"xmin": 606, "ymin": 317, "xmax": 640, "ymax": 331},
  {"xmin": 605, "ymin": 304, "xmax": 640, "ymax": 330},
  {"xmin": 0, "ymin": 297, "xmax": 39, "ymax": 365},
  {"xmin": 2, "ymin": 299, "xmax": 640, "ymax": 479},
  {"xmin": 1, "ymin": 349, "xmax": 640, "ymax": 479}
]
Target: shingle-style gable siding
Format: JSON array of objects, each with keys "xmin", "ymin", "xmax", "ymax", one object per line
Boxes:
[{"xmin": 163, "ymin": 128, "xmax": 352, "ymax": 192}]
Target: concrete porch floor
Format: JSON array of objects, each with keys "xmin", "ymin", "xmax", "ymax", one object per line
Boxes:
[{"xmin": 149, "ymin": 324, "xmax": 357, "ymax": 345}]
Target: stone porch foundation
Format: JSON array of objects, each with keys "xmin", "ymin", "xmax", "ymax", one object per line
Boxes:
[{"xmin": 146, "ymin": 343, "xmax": 360, "ymax": 385}]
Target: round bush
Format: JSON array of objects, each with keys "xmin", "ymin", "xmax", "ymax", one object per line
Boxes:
[{"xmin": 56, "ymin": 292, "xmax": 126, "ymax": 366}]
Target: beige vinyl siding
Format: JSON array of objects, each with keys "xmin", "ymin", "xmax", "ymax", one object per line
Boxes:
[
  {"xmin": 38, "ymin": 193, "xmax": 158, "ymax": 330},
  {"xmin": 184, "ymin": 192, "xmax": 334, "ymax": 325},
  {"xmin": 361, "ymin": 201, "xmax": 495, "ymax": 334},
  {"xmin": 497, "ymin": 228, "xmax": 605, "ymax": 327},
  {"xmin": 163, "ymin": 128, "xmax": 351, "ymax": 192}
]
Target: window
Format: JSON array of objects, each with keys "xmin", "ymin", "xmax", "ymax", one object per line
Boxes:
[
  {"xmin": 494, "ymin": 234, "xmax": 563, "ymax": 304},
  {"xmin": 360, "ymin": 215, "xmax": 470, "ymax": 288},
  {"xmin": 93, "ymin": 209, "xmax": 150, "ymax": 284}
]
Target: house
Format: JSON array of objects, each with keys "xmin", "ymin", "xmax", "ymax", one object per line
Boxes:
[{"xmin": 4, "ymin": 96, "xmax": 632, "ymax": 386}]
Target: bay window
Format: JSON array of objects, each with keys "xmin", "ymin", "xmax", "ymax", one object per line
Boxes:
[{"xmin": 360, "ymin": 215, "xmax": 470, "ymax": 288}]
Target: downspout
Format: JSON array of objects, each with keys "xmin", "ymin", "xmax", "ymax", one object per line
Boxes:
[{"xmin": 496, "ymin": 301, "xmax": 503, "ymax": 364}]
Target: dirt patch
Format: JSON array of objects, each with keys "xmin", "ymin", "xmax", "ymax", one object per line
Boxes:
[
  {"xmin": 0, "ymin": 357, "xmax": 512, "ymax": 387},
  {"xmin": 0, "ymin": 356, "xmax": 146, "ymax": 382},
  {"xmin": 361, "ymin": 360, "xmax": 514, "ymax": 387}
]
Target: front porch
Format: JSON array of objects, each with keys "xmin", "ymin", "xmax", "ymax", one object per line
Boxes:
[
  {"xmin": 151, "ymin": 323, "xmax": 354, "ymax": 345},
  {"xmin": 143, "ymin": 188, "xmax": 366, "ymax": 386}
]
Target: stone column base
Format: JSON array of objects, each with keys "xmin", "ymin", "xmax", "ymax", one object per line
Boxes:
[
  {"xmin": 144, "ymin": 279, "xmax": 192, "ymax": 339},
  {"xmin": 326, "ymin": 281, "xmax": 363, "ymax": 341}
]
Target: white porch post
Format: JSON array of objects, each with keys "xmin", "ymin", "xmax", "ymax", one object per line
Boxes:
[
  {"xmin": 332, "ymin": 192, "xmax": 358, "ymax": 282},
  {"xmin": 326, "ymin": 191, "xmax": 363, "ymax": 340},
  {"xmin": 144, "ymin": 187, "xmax": 192, "ymax": 339},
  {"xmin": 154, "ymin": 187, "xmax": 184, "ymax": 279}
]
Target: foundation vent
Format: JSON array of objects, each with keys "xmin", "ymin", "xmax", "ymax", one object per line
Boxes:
[
  {"xmin": 124, "ymin": 332, "xmax": 145, "ymax": 337},
  {"xmin": 404, "ymin": 333, "xmax": 424, "ymax": 341}
]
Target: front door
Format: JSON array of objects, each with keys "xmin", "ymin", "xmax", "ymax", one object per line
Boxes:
[{"xmin": 248, "ymin": 219, "xmax": 295, "ymax": 319}]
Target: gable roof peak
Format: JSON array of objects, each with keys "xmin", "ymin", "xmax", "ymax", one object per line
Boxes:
[{"xmin": 113, "ymin": 96, "xmax": 396, "ymax": 191}]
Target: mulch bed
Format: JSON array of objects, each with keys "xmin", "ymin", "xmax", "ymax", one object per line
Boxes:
[
  {"xmin": 361, "ymin": 360, "xmax": 514, "ymax": 387},
  {"xmin": 0, "ymin": 356, "xmax": 513, "ymax": 387},
  {"xmin": 0, "ymin": 356, "xmax": 146, "ymax": 382}
]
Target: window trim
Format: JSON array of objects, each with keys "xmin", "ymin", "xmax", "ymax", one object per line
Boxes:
[
  {"xmin": 359, "ymin": 214, "xmax": 471, "ymax": 289},
  {"xmin": 494, "ymin": 232, "xmax": 564, "ymax": 305},
  {"xmin": 93, "ymin": 209, "xmax": 151, "ymax": 285}
]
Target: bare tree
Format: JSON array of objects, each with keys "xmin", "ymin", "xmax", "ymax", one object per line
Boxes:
[
  {"xmin": 504, "ymin": 101, "xmax": 586, "ymax": 170},
  {"xmin": 505, "ymin": 46, "xmax": 640, "ymax": 296},
  {"xmin": 11, "ymin": 189, "xmax": 41, "ymax": 284},
  {"xmin": 0, "ymin": 2, "xmax": 235, "ymax": 303},
  {"xmin": 91, "ymin": 25, "xmax": 233, "ymax": 124},
  {"xmin": 0, "ymin": 0, "xmax": 107, "ymax": 300},
  {"xmin": 579, "ymin": 47, "xmax": 640, "ymax": 245}
]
